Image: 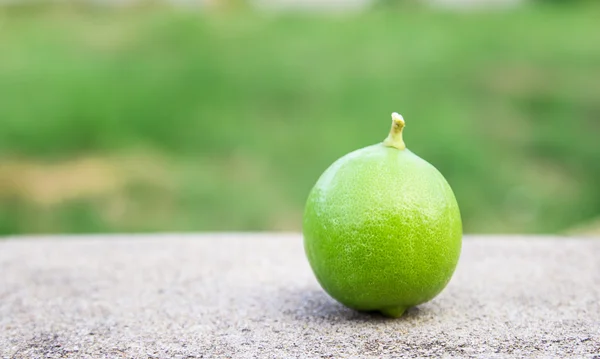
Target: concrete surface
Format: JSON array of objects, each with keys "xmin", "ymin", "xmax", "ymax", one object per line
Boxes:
[{"xmin": 1, "ymin": 234, "xmax": 599, "ymax": 358}]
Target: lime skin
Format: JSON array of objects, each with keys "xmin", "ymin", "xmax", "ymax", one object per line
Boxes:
[{"xmin": 303, "ymin": 143, "xmax": 462, "ymax": 318}]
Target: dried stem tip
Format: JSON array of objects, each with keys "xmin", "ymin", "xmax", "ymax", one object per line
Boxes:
[{"xmin": 383, "ymin": 112, "xmax": 406, "ymax": 150}]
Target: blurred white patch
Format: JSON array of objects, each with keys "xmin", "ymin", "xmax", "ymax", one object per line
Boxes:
[
  {"xmin": 253, "ymin": 0, "xmax": 372, "ymax": 12},
  {"xmin": 427, "ymin": 0, "xmax": 523, "ymax": 10}
]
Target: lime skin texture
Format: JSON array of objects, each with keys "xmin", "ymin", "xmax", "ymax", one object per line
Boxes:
[{"xmin": 303, "ymin": 114, "xmax": 462, "ymax": 318}]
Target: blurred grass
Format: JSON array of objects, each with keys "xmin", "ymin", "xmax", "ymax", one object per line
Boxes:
[{"xmin": 0, "ymin": 3, "xmax": 599, "ymax": 235}]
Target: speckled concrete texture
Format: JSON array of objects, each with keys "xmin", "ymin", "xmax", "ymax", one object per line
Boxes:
[{"xmin": 1, "ymin": 234, "xmax": 599, "ymax": 358}]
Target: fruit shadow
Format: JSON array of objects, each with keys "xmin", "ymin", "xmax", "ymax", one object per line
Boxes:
[{"xmin": 281, "ymin": 287, "xmax": 429, "ymax": 324}]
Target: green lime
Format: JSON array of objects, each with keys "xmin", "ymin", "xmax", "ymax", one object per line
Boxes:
[{"xmin": 303, "ymin": 113, "xmax": 462, "ymax": 318}]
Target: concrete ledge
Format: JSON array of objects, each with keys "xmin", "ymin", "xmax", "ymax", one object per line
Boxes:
[{"xmin": 1, "ymin": 234, "xmax": 599, "ymax": 358}]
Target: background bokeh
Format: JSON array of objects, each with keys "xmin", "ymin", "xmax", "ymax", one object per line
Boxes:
[{"xmin": 0, "ymin": 0, "xmax": 599, "ymax": 236}]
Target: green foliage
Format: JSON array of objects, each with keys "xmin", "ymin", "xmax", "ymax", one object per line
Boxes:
[
  {"xmin": 535, "ymin": 0, "xmax": 595, "ymax": 3},
  {"xmin": 0, "ymin": 5, "xmax": 599, "ymax": 235}
]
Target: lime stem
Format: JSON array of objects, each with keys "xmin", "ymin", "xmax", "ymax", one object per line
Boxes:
[{"xmin": 383, "ymin": 112, "xmax": 406, "ymax": 150}]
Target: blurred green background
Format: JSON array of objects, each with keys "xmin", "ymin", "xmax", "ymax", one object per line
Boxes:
[{"xmin": 0, "ymin": 0, "xmax": 599, "ymax": 236}]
